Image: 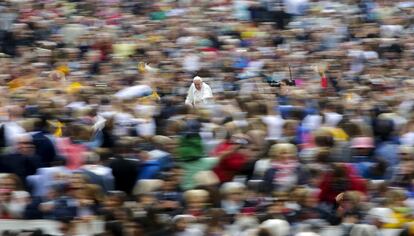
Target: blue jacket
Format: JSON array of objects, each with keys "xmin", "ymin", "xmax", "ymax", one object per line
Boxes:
[{"xmin": 138, "ymin": 160, "xmax": 161, "ymax": 180}]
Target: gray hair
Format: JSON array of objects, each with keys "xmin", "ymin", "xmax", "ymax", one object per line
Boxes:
[{"xmin": 193, "ymin": 76, "xmax": 203, "ymax": 82}]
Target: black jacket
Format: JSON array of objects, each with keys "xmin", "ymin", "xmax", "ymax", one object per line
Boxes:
[{"xmin": 109, "ymin": 157, "xmax": 139, "ymax": 196}]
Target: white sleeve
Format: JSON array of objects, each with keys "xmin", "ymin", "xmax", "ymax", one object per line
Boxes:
[{"xmin": 203, "ymin": 84, "xmax": 213, "ymax": 99}]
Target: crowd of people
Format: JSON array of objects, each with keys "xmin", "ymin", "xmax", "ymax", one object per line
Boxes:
[{"xmin": 0, "ymin": 0, "xmax": 414, "ymax": 235}]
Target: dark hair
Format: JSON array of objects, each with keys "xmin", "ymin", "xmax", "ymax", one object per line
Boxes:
[
  {"xmin": 257, "ymin": 228, "xmax": 272, "ymax": 236},
  {"xmin": 315, "ymin": 148, "xmax": 331, "ymax": 163},
  {"xmin": 105, "ymin": 221, "xmax": 124, "ymax": 236},
  {"xmin": 314, "ymin": 134, "xmax": 334, "ymax": 148},
  {"xmin": 33, "ymin": 114, "xmax": 50, "ymax": 131}
]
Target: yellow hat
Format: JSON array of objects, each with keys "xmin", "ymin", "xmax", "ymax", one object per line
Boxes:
[
  {"xmin": 66, "ymin": 82, "xmax": 83, "ymax": 94},
  {"xmin": 320, "ymin": 127, "xmax": 349, "ymax": 141}
]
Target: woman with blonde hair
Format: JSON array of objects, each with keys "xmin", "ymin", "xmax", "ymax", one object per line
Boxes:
[{"xmin": 262, "ymin": 143, "xmax": 309, "ymax": 193}]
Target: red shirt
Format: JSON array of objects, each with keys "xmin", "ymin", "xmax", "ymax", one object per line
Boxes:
[
  {"xmin": 211, "ymin": 141, "xmax": 248, "ymax": 183},
  {"xmin": 318, "ymin": 165, "xmax": 367, "ymax": 204},
  {"xmin": 321, "ymin": 76, "xmax": 328, "ymax": 89}
]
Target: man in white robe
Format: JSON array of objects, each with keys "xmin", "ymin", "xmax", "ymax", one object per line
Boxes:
[{"xmin": 185, "ymin": 76, "xmax": 213, "ymax": 108}]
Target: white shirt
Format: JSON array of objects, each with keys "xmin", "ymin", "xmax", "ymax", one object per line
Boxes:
[
  {"xmin": 302, "ymin": 114, "xmax": 323, "ymax": 131},
  {"xmin": 324, "ymin": 112, "xmax": 343, "ymax": 127},
  {"xmin": 261, "ymin": 115, "xmax": 285, "ymax": 140},
  {"xmin": 4, "ymin": 121, "xmax": 25, "ymax": 146}
]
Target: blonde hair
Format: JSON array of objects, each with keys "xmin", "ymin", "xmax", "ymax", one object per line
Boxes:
[
  {"xmin": 269, "ymin": 143, "xmax": 297, "ymax": 160},
  {"xmin": 385, "ymin": 188, "xmax": 407, "ymax": 206},
  {"xmin": 184, "ymin": 189, "xmax": 210, "ymax": 203}
]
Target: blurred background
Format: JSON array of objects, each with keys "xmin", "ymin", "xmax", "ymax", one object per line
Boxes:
[{"xmin": 0, "ymin": 0, "xmax": 414, "ymax": 235}]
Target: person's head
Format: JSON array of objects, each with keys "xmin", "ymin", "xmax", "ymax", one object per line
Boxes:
[
  {"xmin": 313, "ymin": 129, "xmax": 335, "ymax": 147},
  {"xmin": 260, "ymin": 219, "xmax": 290, "ymax": 236},
  {"xmin": 151, "ymin": 135, "xmax": 174, "ymax": 152},
  {"xmin": 385, "ymin": 188, "xmax": 407, "ymax": 207},
  {"xmin": 351, "ymin": 136, "xmax": 374, "ymax": 156},
  {"xmin": 220, "ymin": 182, "xmax": 246, "ymax": 202},
  {"xmin": 172, "ymin": 215, "xmax": 196, "ymax": 232},
  {"xmin": 0, "ymin": 174, "xmax": 23, "ymax": 192},
  {"xmin": 269, "ymin": 143, "xmax": 297, "ymax": 161},
  {"xmin": 136, "ymin": 145, "xmax": 152, "ymax": 162},
  {"xmin": 294, "ymin": 188, "xmax": 319, "ymax": 208},
  {"xmin": 137, "ymin": 193, "xmax": 157, "ymax": 207},
  {"xmin": 104, "ymin": 191, "xmax": 126, "ymax": 209},
  {"xmin": 81, "ymin": 184, "xmax": 104, "ymax": 203},
  {"xmin": 247, "ymin": 129, "xmax": 267, "ymax": 155},
  {"xmin": 15, "ymin": 133, "xmax": 34, "ymax": 156},
  {"xmin": 314, "ymin": 147, "xmax": 331, "ymax": 164},
  {"xmin": 7, "ymin": 105, "xmax": 23, "ymax": 120},
  {"xmin": 84, "ymin": 151, "xmax": 101, "ymax": 165},
  {"xmin": 184, "ymin": 189, "xmax": 209, "ymax": 209},
  {"xmin": 160, "ymin": 173, "xmax": 179, "ymax": 191},
  {"xmin": 193, "ymin": 76, "xmax": 203, "ymax": 91},
  {"xmin": 104, "ymin": 220, "xmax": 124, "ymax": 236},
  {"xmin": 206, "ymin": 208, "xmax": 226, "ymax": 227},
  {"xmin": 399, "ymin": 145, "xmax": 414, "ymax": 161},
  {"xmin": 267, "ymin": 192, "xmax": 288, "ymax": 214},
  {"xmin": 337, "ymin": 191, "xmax": 363, "ymax": 210},
  {"xmin": 229, "ymin": 133, "xmax": 250, "ymax": 147},
  {"xmin": 33, "ymin": 115, "xmax": 51, "ymax": 132},
  {"xmin": 282, "ymin": 120, "xmax": 299, "ymax": 137}
]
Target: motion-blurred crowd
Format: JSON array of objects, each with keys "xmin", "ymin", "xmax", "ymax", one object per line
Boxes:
[{"xmin": 1, "ymin": 0, "xmax": 414, "ymax": 235}]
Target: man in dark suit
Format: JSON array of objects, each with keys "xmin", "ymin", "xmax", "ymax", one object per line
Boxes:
[
  {"xmin": 31, "ymin": 117, "xmax": 57, "ymax": 167},
  {"xmin": 109, "ymin": 139, "xmax": 139, "ymax": 196},
  {"xmin": 0, "ymin": 134, "xmax": 41, "ymax": 186}
]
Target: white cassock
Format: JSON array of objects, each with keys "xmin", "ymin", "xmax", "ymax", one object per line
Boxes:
[{"xmin": 185, "ymin": 82, "xmax": 213, "ymax": 107}]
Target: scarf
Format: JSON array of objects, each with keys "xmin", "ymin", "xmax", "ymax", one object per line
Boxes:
[{"xmin": 272, "ymin": 160, "xmax": 299, "ymax": 190}]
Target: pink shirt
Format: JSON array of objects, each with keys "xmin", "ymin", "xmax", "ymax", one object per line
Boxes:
[{"xmin": 57, "ymin": 138, "xmax": 87, "ymax": 170}]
